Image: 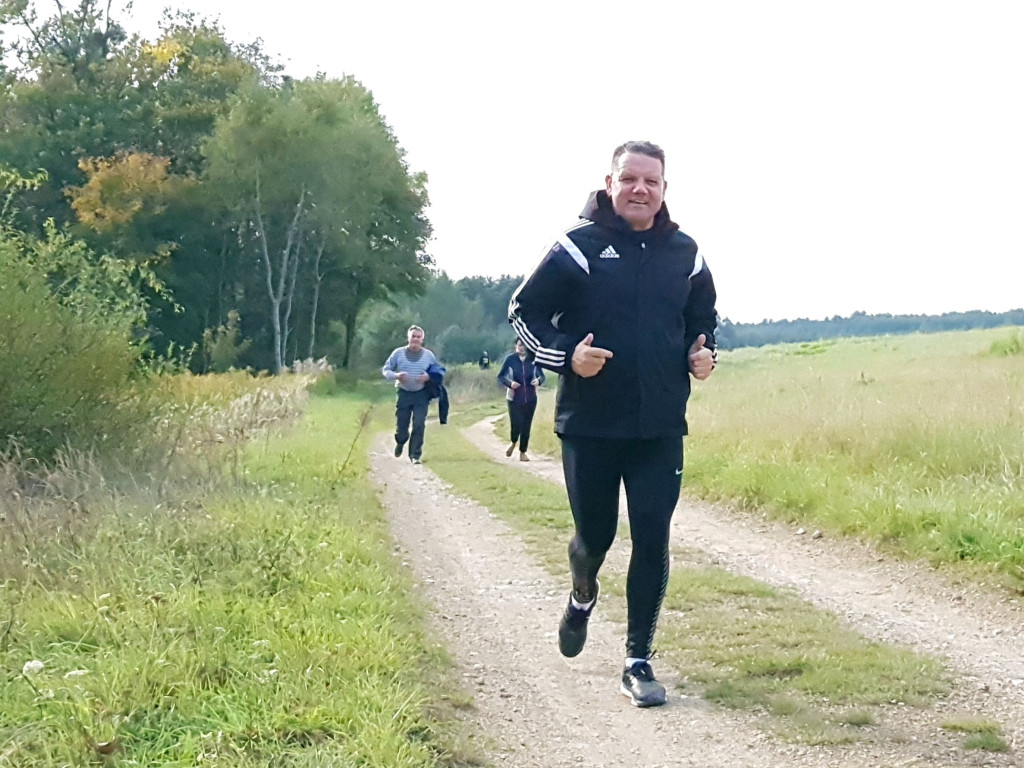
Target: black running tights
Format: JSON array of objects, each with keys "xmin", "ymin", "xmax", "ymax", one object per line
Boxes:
[{"xmin": 560, "ymin": 435, "xmax": 683, "ymax": 659}]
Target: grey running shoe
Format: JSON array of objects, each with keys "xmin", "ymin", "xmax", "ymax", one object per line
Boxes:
[
  {"xmin": 557, "ymin": 582, "xmax": 599, "ymax": 658},
  {"xmin": 394, "ymin": 442, "xmax": 403, "ymax": 457},
  {"xmin": 411, "ymin": 457, "xmax": 422, "ymax": 465},
  {"xmin": 620, "ymin": 660, "xmax": 667, "ymax": 708}
]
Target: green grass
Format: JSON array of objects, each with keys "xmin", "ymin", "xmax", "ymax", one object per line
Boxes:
[
  {"xmin": 528, "ymin": 328, "xmax": 1024, "ymax": 592},
  {"xmin": 659, "ymin": 563, "xmax": 949, "ymax": 709},
  {"xmin": 426, "ymin": 410, "xmax": 956, "ymax": 745},
  {"xmin": 0, "ymin": 388, "xmax": 478, "ymax": 767},
  {"xmin": 941, "ymin": 717, "xmax": 1010, "ymax": 752}
]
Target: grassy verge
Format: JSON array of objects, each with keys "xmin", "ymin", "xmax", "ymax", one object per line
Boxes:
[
  {"xmin": 657, "ymin": 557, "xmax": 949, "ymax": 745},
  {"xmin": 1, "ymin": 387, "xmax": 478, "ymax": 767},
  {"xmin": 424, "ymin": 408, "xmax": 1014, "ymax": 748}
]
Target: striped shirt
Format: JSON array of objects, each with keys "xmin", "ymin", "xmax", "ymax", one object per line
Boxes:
[{"xmin": 382, "ymin": 346, "xmax": 438, "ymax": 392}]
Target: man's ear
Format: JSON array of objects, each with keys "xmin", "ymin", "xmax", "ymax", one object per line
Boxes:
[{"xmin": 605, "ymin": 174, "xmax": 613, "ymax": 193}]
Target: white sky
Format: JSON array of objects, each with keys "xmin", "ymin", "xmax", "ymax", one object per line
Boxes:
[{"xmin": 123, "ymin": 1, "xmax": 1024, "ymax": 323}]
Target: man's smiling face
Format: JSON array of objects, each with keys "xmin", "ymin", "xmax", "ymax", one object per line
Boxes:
[{"xmin": 605, "ymin": 151, "xmax": 666, "ymax": 232}]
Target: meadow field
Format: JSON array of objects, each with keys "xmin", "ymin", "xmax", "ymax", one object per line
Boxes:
[{"xmin": 525, "ymin": 327, "xmax": 1024, "ymax": 592}]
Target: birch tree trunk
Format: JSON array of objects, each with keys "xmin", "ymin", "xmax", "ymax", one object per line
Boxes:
[
  {"xmin": 307, "ymin": 234, "xmax": 328, "ymax": 359},
  {"xmin": 253, "ymin": 174, "xmax": 306, "ymax": 373}
]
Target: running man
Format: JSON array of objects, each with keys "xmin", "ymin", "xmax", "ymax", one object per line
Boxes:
[
  {"xmin": 508, "ymin": 141, "xmax": 718, "ymax": 707},
  {"xmin": 382, "ymin": 325, "xmax": 439, "ymax": 464}
]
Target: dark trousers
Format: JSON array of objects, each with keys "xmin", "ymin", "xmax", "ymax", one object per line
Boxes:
[
  {"xmin": 560, "ymin": 435, "xmax": 683, "ymax": 659},
  {"xmin": 395, "ymin": 388, "xmax": 430, "ymax": 460},
  {"xmin": 507, "ymin": 399, "xmax": 538, "ymax": 452}
]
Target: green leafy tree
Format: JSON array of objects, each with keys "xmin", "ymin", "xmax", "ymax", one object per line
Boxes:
[
  {"xmin": 0, "ymin": 2, "xmax": 284, "ymax": 365},
  {"xmin": 354, "ymin": 273, "xmax": 522, "ymax": 367},
  {"xmin": 203, "ymin": 77, "xmax": 431, "ymax": 372},
  {"xmin": 0, "ymin": 2, "xmax": 267, "ymax": 228}
]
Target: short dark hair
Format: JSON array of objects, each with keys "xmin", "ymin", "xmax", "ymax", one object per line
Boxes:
[{"xmin": 611, "ymin": 141, "xmax": 666, "ymax": 173}]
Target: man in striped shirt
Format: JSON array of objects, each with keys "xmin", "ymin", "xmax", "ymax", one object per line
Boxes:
[{"xmin": 382, "ymin": 325, "xmax": 439, "ymax": 464}]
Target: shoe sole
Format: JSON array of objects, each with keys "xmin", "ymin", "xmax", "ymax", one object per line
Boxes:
[
  {"xmin": 559, "ymin": 637, "xmax": 585, "ymax": 658},
  {"xmin": 619, "ymin": 684, "xmax": 667, "ymax": 708}
]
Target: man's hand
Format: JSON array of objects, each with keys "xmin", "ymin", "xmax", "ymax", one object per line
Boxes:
[
  {"xmin": 572, "ymin": 333, "xmax": 613, "ymax": 378},
  {"xmin": 510, "ymin": 381, "xmax": 521, "ymax": 390},
  {"xmin": 688, "ymin": 334, "xmax": 715, "ymax": 380},
  {"xmin": 396, "ymin": 371, "xmax": 409, "ymax": 382},
  {"xmin": 417, "ymin": 372, "xmax": 430, "ymax": 383}
]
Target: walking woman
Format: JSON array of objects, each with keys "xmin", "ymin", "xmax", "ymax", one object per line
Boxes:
[{"xmin": 498, "ymin": 338, "xmax": 546, "ymax": 461}]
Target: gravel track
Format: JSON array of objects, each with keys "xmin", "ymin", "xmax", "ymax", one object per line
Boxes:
[{"xmin": 369, "ymin": 419, "xmax": 1022, "ymax": 767}]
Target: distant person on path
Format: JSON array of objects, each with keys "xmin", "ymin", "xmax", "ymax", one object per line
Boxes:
[
  {"xmin": 478, "ymin": 350, "xmax": 490, "ymax": 370},
  {"xmin": 497, "ymin": 338, "xmax": 546, "ymax": 462},
  {"xmin": 382, "ymin": 325, "xmax": 439, "ymax": 465},
  {"xmin": 508, "ymin": 140, "xmax": 718, "ymax": 707}
]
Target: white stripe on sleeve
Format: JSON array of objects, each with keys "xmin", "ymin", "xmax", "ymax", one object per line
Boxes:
[
  {"xmin": 690, "ymin": 249, "xmax": 705, "ymax": 278},
  {"xmin": 557, "ymin": 234, "xmax": 590, "ymax": 275}
]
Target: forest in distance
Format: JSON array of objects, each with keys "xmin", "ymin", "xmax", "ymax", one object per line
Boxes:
[{"xmin": 370, "ymin": 271, "xmax": 1024, "ymax": 366}]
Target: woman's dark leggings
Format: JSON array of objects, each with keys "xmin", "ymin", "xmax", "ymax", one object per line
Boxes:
[
  {"xmin": 507, "ymin": 400, "xmax": 538, "ymax": 452},
  {"xmin": 560, "ymin": 435, "xmax": 683, "ymax": 659}
]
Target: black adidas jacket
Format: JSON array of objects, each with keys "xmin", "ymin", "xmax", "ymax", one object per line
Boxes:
[{"xmin": 508, "ymin": 190, "xmax": 717, "ymax": 439}]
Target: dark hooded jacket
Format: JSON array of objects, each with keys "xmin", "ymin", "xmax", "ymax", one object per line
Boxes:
[
  {"xmin": 508, "ymin": 190, "xmax": 717, "ymax": 439},
  {"xmin": 497, "ymin": 352, "xmax": 546, "ymax": 406}
]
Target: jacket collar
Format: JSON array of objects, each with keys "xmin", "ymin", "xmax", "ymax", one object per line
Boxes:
[{"xmin": 580, "ymin": 190, "xmax": 679, "ymax": 239}]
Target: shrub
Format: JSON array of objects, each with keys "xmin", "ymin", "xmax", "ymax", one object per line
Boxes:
[
  {"xmin": 201, "ymin": 309, "xmax": 252, "ymax": 372},
  {"xmin": 0, "ymin": 184, "xmax": 172, "ymax": 462},
  {"xmin": 0, "ymin": 245, "xmax": 154, "ymax": 461}
]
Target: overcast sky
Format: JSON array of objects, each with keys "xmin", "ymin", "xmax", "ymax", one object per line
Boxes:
[{"xmin": 123, "ymin": 0, "xmax": 1023, "ymax": 323}]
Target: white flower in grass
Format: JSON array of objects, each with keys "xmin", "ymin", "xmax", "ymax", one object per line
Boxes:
[{"xmin": 22, "ymin": 659, "xmax": 44, "ymax": 675}]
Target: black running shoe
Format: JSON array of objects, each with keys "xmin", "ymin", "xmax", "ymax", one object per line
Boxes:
[
  {"xmin": 557, "ymin": 582, "xmax": 599, "ymax": 658},
  {"xmin": 620, "ymin": 660, "xmax": 667, "ymax": 708},
  {"xmin": 394, "ymin": 442, "xmax": 403, "ymax": 457}
]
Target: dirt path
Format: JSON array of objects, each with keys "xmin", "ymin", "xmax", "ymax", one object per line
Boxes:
[{"xmin": 371, "ymin": 419, "xmax": 1023, "ymax": 767}]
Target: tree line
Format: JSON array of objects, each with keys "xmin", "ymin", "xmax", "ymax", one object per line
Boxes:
[
  {"xmin": 716, "ymin": 309, "xmax": 1024, "ymax": 349},
  {"xmin": 1, "ymin": 0, "xmax": 430, "ymax": 374},
  {"xmin": 378, "ymin": 280, "xmax": 1024, "ymax": 364}
]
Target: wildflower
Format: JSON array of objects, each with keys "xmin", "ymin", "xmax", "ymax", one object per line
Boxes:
[{"xmin": 22, "ymin": 660, "xmax": 44, "ymax": 675}]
